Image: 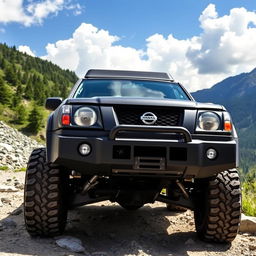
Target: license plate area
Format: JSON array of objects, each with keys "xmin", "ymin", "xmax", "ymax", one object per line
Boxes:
[{"xmin": 134, "ymin": 157, "xmax": 166, "ymax": 170}]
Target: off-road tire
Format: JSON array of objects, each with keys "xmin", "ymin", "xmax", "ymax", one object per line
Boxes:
[
  {"xmin": 24, "ymin": 148, "xmax": 68, "ymax": 237},
  {"xmin": 194, "ymin": 169, "xmax": 241, "ymax": 243}
]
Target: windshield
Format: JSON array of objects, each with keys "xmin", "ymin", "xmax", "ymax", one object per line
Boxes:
[{"xmin": 74, "ymin": 79, "xmax": 190, "ymax": 100}]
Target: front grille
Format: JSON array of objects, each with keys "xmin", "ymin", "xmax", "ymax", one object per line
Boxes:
[{"xmin": 114, "ymin": 106, "xmax": 182, "ymax": 126}]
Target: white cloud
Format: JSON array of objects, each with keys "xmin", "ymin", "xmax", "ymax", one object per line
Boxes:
[
  {"xmin": 0, "ymin": 0, "xmax": 82, "ymax": 26},
  {"xmin": 43, "ymin": 4, "xmax": 256, "ymax": 92},
  {"xmin": 0, "ymin": 0, "xmax": 32, "ymax": 25},
  {"xmin": 18, "ymin": 45, "xmax": 36, "ymax": 57},
  {"xmin": 187, "ymin": 4, "xmax": 256, "ymax": 77},
  {"xmin": 65, "ymin": 3, "xmax": 83, "ymax": 16},
  {"xmin": 43, "ymin": 23, "xmax": 147, "ymax": 76},
  {"xmin": 26, "ymin": 0, "xmax": 65, "ymax": 24}
]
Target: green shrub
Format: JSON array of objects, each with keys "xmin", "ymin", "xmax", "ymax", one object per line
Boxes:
[{"xmin": 242, "ymin": 181, "xmax": 256, "ymax": 216}]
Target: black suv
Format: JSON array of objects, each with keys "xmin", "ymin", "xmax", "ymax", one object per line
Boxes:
[{"xmin": 24, "ymin": 69, "xmax": 241, "ymax": 243}]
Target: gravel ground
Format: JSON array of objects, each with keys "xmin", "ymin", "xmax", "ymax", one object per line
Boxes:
[{"xmin": 0, "ymin": 170, "xmax": 256, "ymax": 256}]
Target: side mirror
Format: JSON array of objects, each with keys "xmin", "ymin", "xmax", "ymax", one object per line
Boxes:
[{"xmin": 45, "ymin": 97, "xmax": 63, "ymax": 111}]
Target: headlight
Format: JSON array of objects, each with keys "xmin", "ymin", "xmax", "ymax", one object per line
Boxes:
[
  {"xmin": 198, "ymin": 112, "xmax": 220, "ymax": 131},
  {"xmin": 74, "ymin": 107, "xmax": 97, "ymax": 126}
]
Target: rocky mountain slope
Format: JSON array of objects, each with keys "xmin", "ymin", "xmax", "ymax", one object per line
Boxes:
[{"xmin": 0, "ymin": 121, "xmax": 43, "ymax": 170}]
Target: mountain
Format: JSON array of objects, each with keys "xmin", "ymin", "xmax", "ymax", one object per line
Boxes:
[{"xmin": 192, "ymin": 68, "xmax": 256, "ymax": 172}]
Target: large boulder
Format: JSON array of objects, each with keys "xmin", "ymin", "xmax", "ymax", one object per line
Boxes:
[{"xmin": 240, "ymin": 214, "xmax": 256, "ymax": 233}]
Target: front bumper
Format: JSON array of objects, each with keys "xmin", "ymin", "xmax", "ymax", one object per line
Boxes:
[{"xmin": 47, "ymin": 125, "xmax": 238, "ymax": 178}]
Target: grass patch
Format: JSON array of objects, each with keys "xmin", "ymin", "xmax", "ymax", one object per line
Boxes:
[
  {"xmin": 0, "ymin": 101, "xmax": 48, "ymax": 143},
  {"xmin": 0, "ymin": 166, "xmax": 9, "ymax": 171},
  {"xmin": 14, "ymin": 167, "xmax": 26, "ymax": 172},
  {"xmin": 242, "ymin": 181, "xmax": 256, "ymax": 216}
]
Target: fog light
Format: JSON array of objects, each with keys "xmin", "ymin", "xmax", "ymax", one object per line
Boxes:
[
  {"xmin": 79, "ymin": 144, "xmax": 91, "ymax": 156},
  {"xmin": 206, "ymin": 148, "xmax": 217, "ymax": 160}
]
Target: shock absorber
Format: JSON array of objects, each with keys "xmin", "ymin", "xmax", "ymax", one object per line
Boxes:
[{"xmin": 82, "ymin": 175, "xmax": 99, "ymax": 194}]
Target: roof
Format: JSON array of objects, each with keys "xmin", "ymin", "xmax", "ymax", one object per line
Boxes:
[{"xmin": 85, "ymin": 69, "xmax": 173, "ymax": 81}]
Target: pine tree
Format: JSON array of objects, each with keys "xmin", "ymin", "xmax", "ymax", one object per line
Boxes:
[
  {"xmin": 0, "ymin": 76, "xmax": 12, "ymax": 105},
  {"xmin": 16, "ymin": 82, "xmax": 23, "ymax": 95},
  {"xmin": 24, "ymin": 77, "xmax": 33, "ymax": 100},
  {"xmin": 35, "ymin": 83, "xmax": 46, "ymax": 105},
  {"xmin": 17, "ymin": 69, "xmax": 22, "ymax": 82},
  {"xmin": 4, "ymin": 64, "xmax": 17, "ymax": 86},
  {"xmin": 27, "ymin": 105, "xmax": 44, "ymax": 133},
  {"xmin": 22, "ymin": 72, "xmax": 29, "ymax": 84},
  {"xmin": 12, "ymin": 82, "xmax": 23, "ymax": 108},
  {"xmin": 1, "ymin": 58, "xmax": 8, "ymax": 70},
  {"xmin": 0, "ymin": 54, "xmax": 3, "ymax": 68},
  {"xmin": 15, "ymin": 104, "xmax": 28, "ymax": 124}
]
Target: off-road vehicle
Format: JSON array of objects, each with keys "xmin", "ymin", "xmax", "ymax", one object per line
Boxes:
[{"xmin": 24, "ymin": 69, "xmax": 241, "ymax": 243}]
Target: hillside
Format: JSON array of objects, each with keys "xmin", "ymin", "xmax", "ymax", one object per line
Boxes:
[
  {"xmin": 0, "ymin": 43, "xmax": 77, "ymax": 103},
  {"xmin": 192, "ymin": 68, "xmax": 256, "ymax": 173},
  {"xmin": 0, "ymin": 43, "xmax": 78, "ymax": 136}
]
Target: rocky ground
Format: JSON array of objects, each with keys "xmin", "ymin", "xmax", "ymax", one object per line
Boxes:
[
  {"xmin": 0, "ymin": 170, "xmax": 255, "ymax": 256},
  {"xmin": 0, "ymin": 121, "xmax": 256, "ymax": 256}
]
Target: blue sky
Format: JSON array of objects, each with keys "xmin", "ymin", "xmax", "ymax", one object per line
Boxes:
[
  {"xmin": 0, "ymin": 0, "xmax": 256, "ymax": 91},
  {"xmin": 1, "ymin": 0, "xmax": 255, "ymax": 55}
]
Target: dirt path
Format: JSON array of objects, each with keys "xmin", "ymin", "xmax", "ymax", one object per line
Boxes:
[{"xmin": 0, "ymin": 170, "xmax": 255, "ymax": 256}]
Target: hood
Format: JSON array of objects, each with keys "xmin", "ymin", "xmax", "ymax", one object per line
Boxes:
[{"xmin": 65, "ymin": 97, "xmax": 225, "ymax": 111}]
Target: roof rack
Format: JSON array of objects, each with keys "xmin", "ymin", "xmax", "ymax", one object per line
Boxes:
[{"xmin": 85, "ymin": 69, "xmax": 174, "ymax": 81}]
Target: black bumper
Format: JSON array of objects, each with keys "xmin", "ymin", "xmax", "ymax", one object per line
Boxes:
[{"xmin": 47, "ymin": 125, "xmax": 238, "ymax": 179}]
